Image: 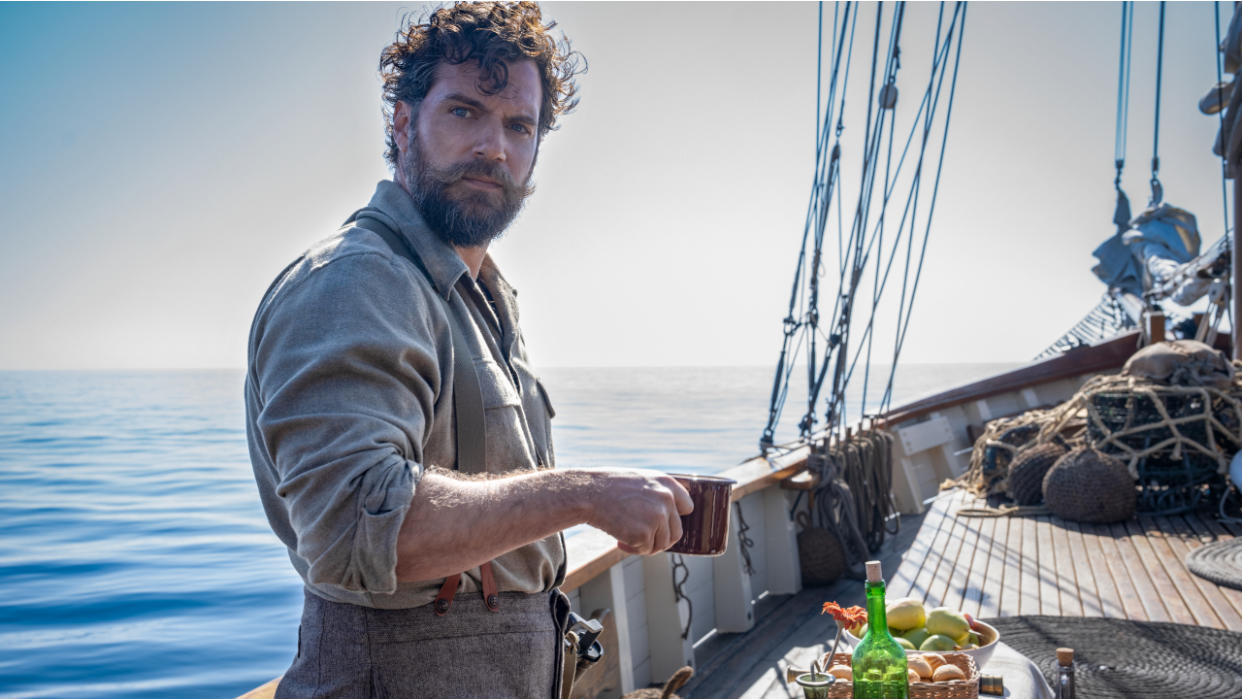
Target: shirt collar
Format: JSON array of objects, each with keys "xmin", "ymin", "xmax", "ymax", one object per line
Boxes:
[{"xmin": 364, "ymin": 179, "xmax": 470, "ymax": 300}]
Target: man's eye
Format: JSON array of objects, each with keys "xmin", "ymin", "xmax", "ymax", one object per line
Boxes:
[
  {"xmin": 509, "ymin": 123, "xmax": 532, "ymax": 135},
  {"xmin": 451, "ymin": 106, "xmax": 471, "ymax": 118}
]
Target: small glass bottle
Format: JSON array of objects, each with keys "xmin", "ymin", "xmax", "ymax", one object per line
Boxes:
[
  {"xmin": 1055, "ymin": 647, "xmax": 1076, "ymax": 699},
  {"xmin": 851, "ymin": 560, "xmax": 908, "ymax": 699}
]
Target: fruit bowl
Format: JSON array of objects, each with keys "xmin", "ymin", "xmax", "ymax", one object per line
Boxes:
[{"xmin": 842, "ymin": 619, "xmax": 1000, "ymax": 670}]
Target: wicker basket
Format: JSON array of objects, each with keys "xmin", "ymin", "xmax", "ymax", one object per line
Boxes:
[{"xmin": 810, "ymin": 652, "xmax": 979, "ymax": 699}]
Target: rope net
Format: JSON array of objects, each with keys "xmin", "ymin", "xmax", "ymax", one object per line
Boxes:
[{"xmin": 954, "ymin": 360, "xmax": 1241, "ymax": 514}]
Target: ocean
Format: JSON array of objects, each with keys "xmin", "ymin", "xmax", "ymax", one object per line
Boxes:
[{"xmin": 0, "ymin": 364, "xmax": 1016, "ymax": 698}]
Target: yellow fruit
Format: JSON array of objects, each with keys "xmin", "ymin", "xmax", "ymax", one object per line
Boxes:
[
  {"xmin": 895, "ymin": 637, "xmax": 916, "ymax": 650},
  {"xmin": 933, "ymin": 664, "xmax": 966, "ymax": 682},
  {"xmin": 886, "ymin": 598, "xmax": 927, "ymax": 631},
  {"xmin": 919, "ymin": 634, "xmax": 957, "ymax": 651},
  {"xmin": 907, "ymin": 655, "xmax": 934, "ymax": 679},
  {"xmin": 925, "ymin": 608, "xmax": 970, "ymax": 640},
  {"xmin": 828, "ymin": 665, "xmax": 853, "ymax": 681}
]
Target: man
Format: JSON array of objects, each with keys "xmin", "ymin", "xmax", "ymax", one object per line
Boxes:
[{"xmin": 244, "ymin": 2, "xmax": 693, "ymax": 697}]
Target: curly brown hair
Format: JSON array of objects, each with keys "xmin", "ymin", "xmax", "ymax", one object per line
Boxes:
[{"xmin": 379, "ymin": 1, "xmax": 584, "ymax": 167}]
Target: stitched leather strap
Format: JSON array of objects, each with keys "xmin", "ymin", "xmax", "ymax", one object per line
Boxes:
[
  {"xmin": 433, "ymin": 573, "xmax": 461, "ymax": 616},
  {"xmin": 480, "ymin": 560, "xmax": 499, "ymax": 612}
]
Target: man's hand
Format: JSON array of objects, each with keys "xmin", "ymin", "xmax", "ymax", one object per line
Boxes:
[{"xmin": 581, "ymin": 470, "xmax": 694, "ymax": 555}]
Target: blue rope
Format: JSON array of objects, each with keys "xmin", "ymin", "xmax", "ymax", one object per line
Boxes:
[
  {"xmin": 1115, "ymin": 2, "xmax": 1133, "ymax": 171},
  {"xmin": 1114, "ymin": 2, "xmax": 1134, "ymax": 233},
  {"xmin": 1150, "ymin": 1, "xmax": 1166, "ymax": 206}
]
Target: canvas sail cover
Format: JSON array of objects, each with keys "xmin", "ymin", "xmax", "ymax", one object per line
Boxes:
[{"xmin": 1091, "ymin": 204, "xmax": 1201, "ymax": 297}]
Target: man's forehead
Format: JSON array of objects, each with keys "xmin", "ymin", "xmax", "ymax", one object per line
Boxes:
[{"xmin": 429, "ymin": 59, "xmax": 541, "ymax": 110}]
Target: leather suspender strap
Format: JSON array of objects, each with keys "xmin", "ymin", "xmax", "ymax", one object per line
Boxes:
[
  {"xmin": 353, "ymin": 210, "xmax": 488, "ymax": 473},
  {"xmin": 352, "ymin": 210, "xmax": 497, "ymax": 613},
  {"xmin": 479, "ymin": 560, "xmax": 499, "ymax": 612},
  {"xmin": 433, "ymin": 573, "xmax": 461, "ymax": 616}
]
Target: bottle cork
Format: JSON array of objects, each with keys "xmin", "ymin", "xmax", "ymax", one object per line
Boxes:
[
  {"xmin": 865, "ymin": 560, "xmax": 883, "ymax": 582},
  {"xmin": 1056, "ymin": 648, "xmax": 1074, "ymax": 666}
]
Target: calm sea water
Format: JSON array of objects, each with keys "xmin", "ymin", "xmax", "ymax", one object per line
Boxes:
[{"xmin": 0, "ymin": 364, "xmax": 1014, "ymax": 698}]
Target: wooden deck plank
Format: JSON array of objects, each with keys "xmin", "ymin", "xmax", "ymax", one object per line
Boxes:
[
  {"xmin": 1126, "ymin": 516, "xmax": 1197, "ymax": 625},
  {"xmin": 1152, "ymin": 512, "xmax": 1236, "ymax": 628},
  {"xmin": 1046, "ymin": 518, "xmax": 1082, "ymax": 617},
  {"xmin": 1183, "ymin": 510, "xmax": 1242, "ymax": 622},
  {"xmin": 942, "ymin": 492, "xmax": 987, "ymax": 613},
  {"xmin": 1136, "ymin": 513, "xmax": 1218, "ymax": 626},
  {"xmin": 976, "ymin": 510, "xmax": 1009, "ymax": 619},
  {"xmin": 1110, "ymin": 519, "xmax": 1172, "ymax": 622},
  {"xmin": 1090, "ymin": 519, "xmax": 1143, "ymax": 620},
  {"xmin": 958, "ymin": 503, "xmax": 997, "ymax": 618},
  {"xmin": 892, "ymin": 492, "xmax": 956, "ymax": 601},
  {"xmin": 1021, "ymin": 510, "xmax": 1046, "ymax": 616},
  {"xmin": 924, "ymin": 490, "xmax": 972, "ymax": 608},
  {"xmin": 1035, "ymin": 511, "xmax": 1059, "ymax": 616},
  {"xmin": 1077, "ymin": 518, "xmax": 1127, "ymax": 619},
  {"xmin": 997, "ymin": 502, "xmax": 1023, "ymax": 616},
  {"xmin": 1060, "ymin": 519, "xmax": 1095, "ymax": 616}
]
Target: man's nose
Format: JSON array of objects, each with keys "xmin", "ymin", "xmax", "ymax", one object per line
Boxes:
[{"xmin": 472, "ymin": 121, "xmax": 507, "ymax": 162}]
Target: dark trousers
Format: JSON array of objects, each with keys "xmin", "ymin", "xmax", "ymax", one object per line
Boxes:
[{"xmin": 277, "ymin": 588, "xmax": 571, "ymax": 698}]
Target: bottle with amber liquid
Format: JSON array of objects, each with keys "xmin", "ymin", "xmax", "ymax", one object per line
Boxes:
[{"xmin": 851, "ymin": 560, "xmax": 908, "ymax": 699}]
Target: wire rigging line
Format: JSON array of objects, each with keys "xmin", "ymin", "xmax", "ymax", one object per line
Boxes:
[
  {"xmin": 1115, "ymin": 2, "xmax": 1133, "ymax": 173},
  {"xmin": 1150, "ymin": 1, "xmax": 1166, "ymax": 206},
  {"xmin": 884, "ymin": 2, "xmax": 968, "ymax": 412},
  {"xmin": 762, "ymin": 1, "xmax": 967, "ymax": 449},
  {"xmin": 761, "ymin": 1, "xmax": 856, "ymax": 449},
  {"xmin": 1114, "ymin": 2, "xmax": 1135, "ymax": 233}
]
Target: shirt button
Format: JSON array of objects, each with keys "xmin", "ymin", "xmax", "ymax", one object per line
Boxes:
[
  {"xmin": 486, "ymin": 594, "xmax": 499, "ymax": 610},
  {"xmin": 434, "ymin": 599, "xmax": 450, "ymax": 614}
]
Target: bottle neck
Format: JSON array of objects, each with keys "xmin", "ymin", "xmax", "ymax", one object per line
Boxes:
[{"xmin": 865, "ymin": 580, "xmax": 888, "ymax": 633}]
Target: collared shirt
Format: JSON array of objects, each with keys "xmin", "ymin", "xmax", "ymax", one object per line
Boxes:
[{"xmin": 245, "ymin": 180, "xmax": 563, "ymax": 609}]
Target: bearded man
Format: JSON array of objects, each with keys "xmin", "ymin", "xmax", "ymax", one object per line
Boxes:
[{"xmin": 244, "ymin": 3, "xmax": 693, "ymax": 697}]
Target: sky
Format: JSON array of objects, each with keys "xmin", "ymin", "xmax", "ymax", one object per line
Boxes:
[{"xmin": 0, "ymin": 1, "xmax": 1231, "ymax": 370}]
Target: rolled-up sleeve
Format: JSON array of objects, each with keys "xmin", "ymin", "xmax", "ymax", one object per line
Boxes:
[{"xmin": 251, "ymin": 251, "xmax": 447, "ymax": 595}]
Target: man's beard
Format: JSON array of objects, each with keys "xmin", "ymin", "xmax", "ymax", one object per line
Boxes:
[{"xmin": 402, "ymin": 133, "xmax": 533, "ymax": 248}]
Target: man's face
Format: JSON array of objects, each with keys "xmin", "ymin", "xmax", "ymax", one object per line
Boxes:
[{"xmin": 395, "ymin": 59, "xmax": 541, "ymax": 248}]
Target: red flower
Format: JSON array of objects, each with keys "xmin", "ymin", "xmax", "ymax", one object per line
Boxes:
[{"xmin": 820, "ymin": 601, "xmax": 867, "ymax": 629}]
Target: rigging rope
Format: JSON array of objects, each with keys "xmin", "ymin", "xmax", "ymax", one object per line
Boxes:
[
  {"xmin": 762, "ymin": 1, "xmax": 969, "ymax": 448},
  {"xmin": 1114, "ymin": 1, "xmax": 1134, "ymax": 232},
  {"xmin": 1150, "ymin": 1, "xmax": 1166, "ymax": 206}
]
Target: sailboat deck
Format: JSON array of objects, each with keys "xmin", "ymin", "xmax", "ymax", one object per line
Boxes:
[{"xmin": 684, "ymin": 488, "xmax": 1242, "ymax": 698}]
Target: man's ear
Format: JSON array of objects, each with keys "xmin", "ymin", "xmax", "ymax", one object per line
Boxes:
[{"xmin": 393, "ymin": 101, "xmax": 412, "ymax": 153}]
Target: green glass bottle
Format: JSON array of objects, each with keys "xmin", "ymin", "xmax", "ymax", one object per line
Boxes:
[{"xmin": 851, "ymin": 560, "xmax": 908, "ymax": 699}]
